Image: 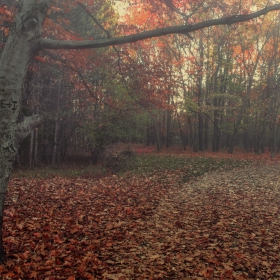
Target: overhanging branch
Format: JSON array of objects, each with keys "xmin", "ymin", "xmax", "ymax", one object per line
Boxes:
[{"xmin": 39, "ymin": 4, "xmax": 280, "ymax": 50}]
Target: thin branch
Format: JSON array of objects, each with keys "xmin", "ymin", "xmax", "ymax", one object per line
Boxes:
[
  {"xmin": 43, "ymin": 50, "xmax": 131, "ymax": 111},
  {"xmin": 77, "ymin": 2, "xmax": 111, "ymax": 38},
  {"xmin": 161, "ymin": 0, "xmax": 189, "ymax": 22},
  {"xmin": 77, "ymin": 2, "xmax": 146, "ymax": 110}
]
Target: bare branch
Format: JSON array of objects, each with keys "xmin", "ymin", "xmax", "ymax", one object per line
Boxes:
[
  {"xmin": 76, "ymin": 2, "xmax": 143, "ymax": 110},
  {"xmin": 161, "ymin": 0, "xmax": 189, "ymax": 22},
  {"xmin": 77, "ymin": 2, "xmax": 111, "ymax": 38},
  {"xmin": 39, "ymin": 4, "xmax": 280, "ymax": 50},
  {"xmin": 42, "ymin": 50, "xmax": 131, "ymax": 111}
]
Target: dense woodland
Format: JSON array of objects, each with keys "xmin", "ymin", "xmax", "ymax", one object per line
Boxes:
[
  {"xmin": 1, "ymin": 0, "xmax": 280, "ymax": 167},
  {"xmin": 1, "ymin": 1, "xmax": 280, "ymax": 277}
]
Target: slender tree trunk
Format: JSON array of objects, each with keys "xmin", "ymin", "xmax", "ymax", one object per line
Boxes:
[
  {"xmin": 52, "ymin": 120, "xmax": 60, "ymax": 165},
  {"xmin": 198, "ymin": 35, "xmax": 204, "ymax": 151},
  {"xmin": 228, "ymin": 112, "xmax": 243, "ymax": 154},
  {"xmin": 198, "ymin": 113, "xmax": 204, "ymax": 151},
  {"xmin": 162, "ymin": 112, "xmax": 166, "ymax": 147},
  {"xmin": 34, "ymin": 128, "xmax": 38, "ymax": 166},
  {"xmin": 51, "ymin": 76, "xmax": 62, "ymax": 165},
  {"xmin": 271, "ymin": 121, "xmax": 280, "ymax": 158},
  {"xmin": 176, "ymin": 112, "xmax": 186, "ymax": 151},
  {"xmin": 60, "ymin": 130, "xmax": 68, "ymax": 163},
  {"xmin": 166, "ymin": 109, "xmax": 172, "ymax": 148},
  {"xmin": 254, "ymin": 125, "xmax": 265, "ymax": 154},
  {"xmin": 243, "ymin": 128, "xmax": 251, "ymax": 153},
  {"xmin": 188, "ymin": 117, "xmax": 198, "ymax": 152},
  {"xmin": 29, "ymin": 130, "xmax": 35, "ymax": 167},
  {"xmin": 212, "ymin": 110, "xmax": 220, "ymax": 152},
  {"xmin": 211, "ymin": 43, "xmax": 221, "ymax": 153},
  {"xmin": 228, "ymin": 132, "xmax": 236, "ymax": 154},
  {"xmin": 204, "ymin": 117, "xmax": 209, "ymax": 150},
  {"xmin": 153, "ymin": 118, "xmax": 161, "ymax": 152}
]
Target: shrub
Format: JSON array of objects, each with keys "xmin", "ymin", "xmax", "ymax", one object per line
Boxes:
[{"xmin": 102, "ymin": 144, "xmax": 136, "ymax": 173}]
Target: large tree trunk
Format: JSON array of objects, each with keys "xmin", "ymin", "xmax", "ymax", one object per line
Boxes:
[{"xmin": 0, "ymin": 0, "xmax": 50, "ymax": 262}]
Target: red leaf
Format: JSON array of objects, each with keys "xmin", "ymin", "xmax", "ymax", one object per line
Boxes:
[{"xmin": 34, "ymin": 56, "xmax": 46, "ymax": 63}]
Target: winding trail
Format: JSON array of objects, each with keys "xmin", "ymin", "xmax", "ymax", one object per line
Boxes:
[{"xmin": 148, "ymin": 163, "xmax": 280, "ymax": 279}]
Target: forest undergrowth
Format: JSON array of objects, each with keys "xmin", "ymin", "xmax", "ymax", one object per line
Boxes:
[{"xmin": 1, "ymin": 147, "xmax": 280, "ymax": 279}]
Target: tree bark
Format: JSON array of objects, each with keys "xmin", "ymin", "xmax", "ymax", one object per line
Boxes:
[{"xmin": 0, "ymin": 0, "xmax": 50, "ymax": 262}]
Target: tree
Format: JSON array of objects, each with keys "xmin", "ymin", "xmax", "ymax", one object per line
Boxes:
[{"xmin": 1, "ymin": 0, "xmax": 280, "ymax": 262}]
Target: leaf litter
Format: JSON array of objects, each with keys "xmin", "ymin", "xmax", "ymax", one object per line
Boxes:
[{"xmin": 1, "ymin": 163, "xmax": 280, "ymax": 279}]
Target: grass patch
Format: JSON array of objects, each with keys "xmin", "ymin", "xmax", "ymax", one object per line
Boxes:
[
  {"xmin": 130, "ymin": 154, "xmax": 251, "ymax": 183},
  {"xmin": 11, "ymin": 164, "xmax": 107, "ymax": 179},
  {"xmin": 11, "ymin": 154, "xmax": 251, "ymax": 182}
]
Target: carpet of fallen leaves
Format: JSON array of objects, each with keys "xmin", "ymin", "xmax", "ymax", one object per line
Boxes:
[{"xmin": 1, "ymin": 162, "xmax": 280, "ymax": 279}]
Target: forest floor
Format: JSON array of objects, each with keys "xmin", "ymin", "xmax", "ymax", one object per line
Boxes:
[{"xmin": 1, "ymin": 148, "xmax": 280, "ymax": 279}]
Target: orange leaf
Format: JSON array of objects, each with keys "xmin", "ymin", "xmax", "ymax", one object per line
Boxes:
[
  {"xmin": 34, "ymin": 56, "xmax": 46, "ymax": 63},
  {"xmin": 30, "ymin": 271, "xmax": 38, "ymax": 278}
]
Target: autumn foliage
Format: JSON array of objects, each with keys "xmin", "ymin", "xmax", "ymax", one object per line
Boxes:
[{"xmin": 2, "ymin": 0, "xmax": 280, "ymax": 277}]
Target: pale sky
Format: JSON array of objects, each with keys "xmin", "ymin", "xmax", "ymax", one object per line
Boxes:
[{"xmin": 114, "ymin": 1, "xmax": 128, "ymax": 16}]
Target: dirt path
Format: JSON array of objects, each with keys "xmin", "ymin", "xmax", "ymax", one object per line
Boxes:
[{"xmin": 146, "ymin": 164, "xmax": 280, "ymax": 279}]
